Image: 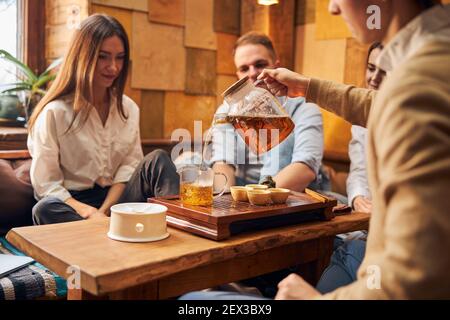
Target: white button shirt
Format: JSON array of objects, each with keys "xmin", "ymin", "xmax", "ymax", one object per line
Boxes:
[
  {"xmin": 346, "ymin": 125, "xmax": 371, "ymax": 208},
  {"xmin": 28, "ymin": 95, "xmax": 144, "ymax": 201}
]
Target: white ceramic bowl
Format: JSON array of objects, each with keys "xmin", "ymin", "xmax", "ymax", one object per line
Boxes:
[{"xmin": 108, "ymin": 203, "xmax": 170, "ymax": 243}]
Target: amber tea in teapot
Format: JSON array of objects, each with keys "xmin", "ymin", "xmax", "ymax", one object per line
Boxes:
[
  {"xmin": 221, "ymin": 76, "xmax": 294, "ymax": 155},
  {"xmin": 227, "ymin": 115, "xmax": 294, "ymax": 155}
]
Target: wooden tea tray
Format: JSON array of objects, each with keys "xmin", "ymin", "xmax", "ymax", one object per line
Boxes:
[{"xmin": 149, "ymin": 190, "xmax": 337, "ymax": 240}]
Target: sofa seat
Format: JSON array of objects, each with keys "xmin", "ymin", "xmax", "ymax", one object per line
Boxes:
[{"xmin": 0, "ymin": 155, "xmax": 35, "ymax": 236}]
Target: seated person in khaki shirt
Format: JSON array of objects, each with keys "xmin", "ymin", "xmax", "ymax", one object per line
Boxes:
[
  {"xmin": 28, "ymin": 14, "xmax": 179, "ymax": 225},
  {"xmin": 181, "ymin": 0, "xmax": 450, "ymax": 300},
  {"xmin": 334, "ymin": 43, "xmax": 387, "ymax": 244},
  {"xmin": 322, "ymin": 44, "xmax": 388, "ymax": 294}
]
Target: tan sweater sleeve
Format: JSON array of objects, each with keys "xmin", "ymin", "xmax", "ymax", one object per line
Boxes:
[
  {"xmin": 307, "ymin": 78, "xmax": 376, "ymax": 127},
  {"xmin": 320, "ymin": 74, "xmax": 450, "ymax": 299}
]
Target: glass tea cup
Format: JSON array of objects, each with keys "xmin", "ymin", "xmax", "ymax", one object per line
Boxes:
[{"xmin": 178, "ymin": 165, "xmax": 228, "ymax": 206}]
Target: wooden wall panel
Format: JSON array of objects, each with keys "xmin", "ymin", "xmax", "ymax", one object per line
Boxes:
[
  {"xmin": 213, "ymin": 0, "xmax": 240, "ymax": 35},
  {"xmin": 131, "ymin": 12, "xmax": 186, "ymax": 91},
  {"xmin": 91, "ymin": 0, "xmax": 148, "ymax": 12},
  {"xmin": 186, "ymin": 48, "xmax": 217, "ymax": 96},
  {"xmin": 140, "ymin": 90, "xmax": 165, "ymax": 139},
  {"xmin": 216, "ymin": 75, "xmax": 237, "ymax": 105},
  {"xmin": 164, "ymin": 92, "xmax": 216, "ymax": 138},
  {"xmin": 344, "ymin": 38, "xmax": 370, "ymax": 87},
  {"xmin": 295, "ymin": 24, "xmax": 346, "ymax": 82},
  {"xmin": 216, "ymin": 33, "xmax": 238, "ymax": 76},
  {"xmin": 185, "ymin": 0, "xmax": 217, "ymax": 50},
  {"xmin": 46, "ymin": 24, "xmax": 75, "ymax": 58},
  {"xmin": 315, "ymin": 0, "xmax": 352, "ymax": 40},
  {"xmin": 295, "ymin": 0, "xmax": 315, "ymax": 26},
  {"xmin": 268, "ymin": 0, "xmax": 295, "ymax": 70},
  {"xmin": 148, "ymin": 0, "xmax": 184, "ymax": 27},
  {"xmin": 124, "ymin": 61, "xmax": 142, "ymax": 107},
  {"xmin": 241, "ymin": 0, "xmax": 295, "ymax": 69},
  {"xmin": 295, "ymin": 23, "xmax": 351, "ymax": 155},
  {"xmin": 45, "ymin": 0, "xmax": 89, "ymax": 59},
  {"xmin": 46, "ymin": 0, "xmax": 89, "ymax": 26},
  {"xmin": 91, "ymin": 4, "xmax": 133, "ymax": 43},
  {"xmin": 241, "ymin": 0, "xmax": 269, "ymax": 35}
]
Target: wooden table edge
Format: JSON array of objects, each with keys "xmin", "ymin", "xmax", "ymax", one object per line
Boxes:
[
  {"xmin": 6, "ymin": 212, "xmax": 370, "ymax": 296},
  {"xmin": 94, "ymin": 212, "xmax": 369, "ymax": 295},
  {"xmin": 6, "ymin": 229, "xmax": 100, "ymax": 295}
]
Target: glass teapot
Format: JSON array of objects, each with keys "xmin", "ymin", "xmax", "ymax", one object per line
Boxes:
[{"xmin": 218, "ymin": 76, "xmax": 295, "ymax": 155}]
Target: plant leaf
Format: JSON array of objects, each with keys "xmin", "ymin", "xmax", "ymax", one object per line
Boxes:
[
  {"xmin": 35, "ymin": 88, "xmax": 47, "ymax": 96},
  {"xmin": 1, "ymin": 86, "xmax": 31, "ymax": 94},
  {"xmin": 0, "ymin": 49, "xmax": 38, "ymax": 83},
  {"xmin": 39, "ymin": 57, "xmax": 63, "ymax": 77},
  {"xmin": 34, "ymin": 74, "xmax": 56, "ymax": 90}
]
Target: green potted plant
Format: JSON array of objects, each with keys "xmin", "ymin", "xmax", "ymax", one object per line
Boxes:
[{"xmin": 0, "ymin": 49, "xmax": 62, "ymax": 125}]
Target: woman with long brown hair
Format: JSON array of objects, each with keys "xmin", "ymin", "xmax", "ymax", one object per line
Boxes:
[{"xmin": 29, "ymin": 14, "xmax": 178, "ymax": 225}]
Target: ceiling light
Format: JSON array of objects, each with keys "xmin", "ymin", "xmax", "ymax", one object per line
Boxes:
[{"xmin": 258, "ymin": 0, "xmax": 279, "ymax": 6}]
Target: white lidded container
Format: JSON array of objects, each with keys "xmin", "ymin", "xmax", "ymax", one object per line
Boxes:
[{"xmin": 108, "ymin": 203, "xmax": 170, "ymax": 243}]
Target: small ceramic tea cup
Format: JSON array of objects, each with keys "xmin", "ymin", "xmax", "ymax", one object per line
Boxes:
[
  {"xmin": 230, "ymin": 186, "xmax": 249, "ymax": 202},
  {"xmin": 247, "ymin": 189, "xmax": 271, "ymax": 206},
  {"xmin": 245, "ymin": 184, "xmax": 268, "ymax": 191},
  {"xmin": 269, "ymin": 188, "xmax": 291, "ymax": 204}
]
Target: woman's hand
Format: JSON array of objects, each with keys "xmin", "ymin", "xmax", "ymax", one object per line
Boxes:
[
  {"xmin": 257, "ymin": 68, "xmax": 311, "ymax": 98},
  {"xmin": 275, "ymin": 273, "xmax": 322, "ymax": 300},
  {"xmin": 99, "ymin": 183, "xmax": 126, "ymax": 217},
  {"xmin": 98, "ymin": 207, "xmax": 111, "ymax": 217},
  {"xmin": 88, "ymin": 210, "xmax": 108, "ymax": 220},
  {"xmin": 65, "ymin": 198, "xmax": 102, "ymax": 219},
  {"xmin": 76, "ymin": 204, "xmax": 99, "ymax": 219},
  {"xmin": 353, "ymin": 196, "xmax": 373, "ymax": 213}
]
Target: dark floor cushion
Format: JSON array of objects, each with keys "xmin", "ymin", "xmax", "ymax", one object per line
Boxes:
[{"xmin": 0, "ymin": 159, "xmax": 35, "ymax": 235}]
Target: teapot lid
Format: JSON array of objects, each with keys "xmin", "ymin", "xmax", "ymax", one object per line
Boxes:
[{"xmin": 221, "ymin": 76, "xmax": 250, "ymax": 98}]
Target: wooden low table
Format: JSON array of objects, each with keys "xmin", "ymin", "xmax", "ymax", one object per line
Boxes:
[{"xmin": 6, "ymin": 212, "xmax": 369, "ymax": 300}]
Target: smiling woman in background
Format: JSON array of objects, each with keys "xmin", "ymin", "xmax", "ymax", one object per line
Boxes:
[
  {"xmin": 347, "ymin": 42, "xmax": 386, "ymax": 214},
  {"xmin": 28, "ymin": 14, "xmax": 178, "ymax": 225}
]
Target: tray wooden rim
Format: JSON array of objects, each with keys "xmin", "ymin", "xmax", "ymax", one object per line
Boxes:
[{"xmin": 149, "ymin": 191, "xmax": 337, "ymax": 225}]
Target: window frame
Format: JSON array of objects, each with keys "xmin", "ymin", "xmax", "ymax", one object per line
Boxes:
[{"xmin": 20, "ymin": 0, "xmax": 46, "ymax": 75}]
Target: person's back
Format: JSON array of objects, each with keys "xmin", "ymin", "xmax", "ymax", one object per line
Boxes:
[
  {"xmin": 351, "ymin": 40, "xmax": 450, "ymax": 299},
  {"xmin": 180, "ymin": 2, "xmax": 450, "ymax": 301},
  {"xmin": 305, "ymin": 5, "xmax": 450, "ymax": 298}
]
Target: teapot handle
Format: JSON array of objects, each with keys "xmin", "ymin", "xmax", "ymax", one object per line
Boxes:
[
  {"xmin": 213, "ymin": 172, "xmax": 228, "ymax": 199},
  {"xmin": 254, "ymin": 79, "xmax": 288, "ymax": 112}
]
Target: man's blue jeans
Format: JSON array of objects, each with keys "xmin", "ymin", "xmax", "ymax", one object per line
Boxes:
[{"xmin": 316, "ymin": 239, "xmax": 366, "ymax": 294}]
